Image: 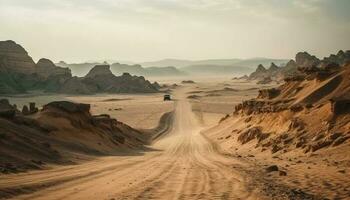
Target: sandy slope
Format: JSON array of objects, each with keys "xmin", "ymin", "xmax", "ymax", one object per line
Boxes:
[{"xmin": 0, "ymin": 86, "xmax": 263, "ymax": 200}]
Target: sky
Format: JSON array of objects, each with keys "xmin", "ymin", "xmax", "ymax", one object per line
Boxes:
[{"xmin": 0, "ymin": 0, "xmax": 349, "ymax": 63}]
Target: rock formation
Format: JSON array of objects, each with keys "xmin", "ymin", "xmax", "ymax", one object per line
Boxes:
[
  {"xmin": 85, "ymin": 64, "xmax": 113, "ymax": 78},
  {"xmin": 0, "ymin": 99, "xmax": 146, "ymax": 173},
  {"xmin": 249, "ymin": 50, "xmax": 349, "ymax": 82},
  {"xmin": 230, "ymin": 61, "xmax": 350, "ymax": 155},
  {"xmin": 82, "ymin": 66, "xmax": 159, "ymax": 93},
  {"xmin": 249, "ymin": 63, "xmax": 281, "ymax": 83},
  {"xmin": 0, "ymin": 40, "xmax": 159, "ymax": 94},
  {"xmin": 36, "ymin": 58, "xmax": 71, "ymax": 78},
  {"xmin": 295, "ymin": 52, "xmax": 320, "ymax": 69},
  {"xmin": 0, "ymin": 40, "xmax": 36, "ymax": 74}
]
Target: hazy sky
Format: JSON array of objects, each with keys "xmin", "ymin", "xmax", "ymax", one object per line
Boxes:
[{"xmin": 0, "ymin": 0, "xmax": 349, "ymax": 63}]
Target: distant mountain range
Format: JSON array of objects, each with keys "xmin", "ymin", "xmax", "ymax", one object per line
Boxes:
[
  {"xmin": 57, "ymin": 58, "xmax": 289, "ymax": 77},
  {"xmin": 56, "ymin": 61, "xmax": 186, "ymax": 77},
  {"xmin": 140, "ymin": 58, "xmax": 289, "ymax": 68}
]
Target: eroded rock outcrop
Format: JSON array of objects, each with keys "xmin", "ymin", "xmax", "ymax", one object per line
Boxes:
[
  {"xmin": 249, "ymin": 50, "xmax": 349, "ymax": 83},
  {"xmin": 0, "ymin": 40, "xmax": 36, "ymax": 74},
  {"xmin": 295, "ymin": 52, "xmax": 320, "ymax": 69},
  {"xmin": 231, "ymin": 60, "xmax": 350, "ymax": 155},
  {"xmin": 36, "ymin": 58, "xmax": 71, "ymax": 78},
  {"xmin": 0, "ymin": 41, "xmax": 159, "ymax": 94}
]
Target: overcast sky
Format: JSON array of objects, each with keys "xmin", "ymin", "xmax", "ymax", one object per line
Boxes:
[{"xmin": 0, "ymin": 0, "xmax": 349, "ymax": 63}]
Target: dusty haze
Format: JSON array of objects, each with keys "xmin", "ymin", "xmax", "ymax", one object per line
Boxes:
[{"xmin": 1, "ymin": 0, "xmax": 350, "ymax": 63}]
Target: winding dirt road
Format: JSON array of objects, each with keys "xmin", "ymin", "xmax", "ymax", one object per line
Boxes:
[{"xmin": 0, "ymin": 87, "xmax": 259, "ymax": 200}]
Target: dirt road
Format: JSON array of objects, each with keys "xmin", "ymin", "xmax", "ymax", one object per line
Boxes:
[{"xmin": 0, "ymin": 87, "xmax": 259, "ymax": 200}]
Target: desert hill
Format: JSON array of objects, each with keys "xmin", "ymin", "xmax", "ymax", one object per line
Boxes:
[
  {"xmin": 0, "ymin": 100, "xmax": 148, "ymax": 174},
  {"xmin": 247, "ymin": 50, "xmax": 350, "ymax": 83},
  {"xmin": 216, "ymin": 54, "xmax": 350, "ymax": 155},
  {"xmin": 0, "ymin": 40, "xmax": 159, "ymax": 95},
  {"xmin": 202, "ymin": 52, "xmax": 350, "ymax": 198},
  {"xmin": 57, "ymin": 61, "xmax": 186, "ymax": 77},
  {"xmin": 81, "ymin": 65, "xmax": 160, "ymax": 93},
  {"xmin": 205, "ymin": 54, "xmax": 350, "ymax": 198}
]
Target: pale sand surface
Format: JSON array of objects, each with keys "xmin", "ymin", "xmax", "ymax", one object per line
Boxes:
[
  {"xmin": 3, "ymin": 78, "xmax": 343, "ymax": 199},
  {"xmin": 4, "ymin": 93, "xmax": 174, "ymax": 130},
  {"xmin": 0, "ymin": 85, "xmax": 264, "ymax": 200},
  {"xmin": 185, "ymin": 79, "xmax": 275, "ymax": 127},
  {"xmin": 67, "ymin": 93, "xmax": 174, "ymax": 130}
]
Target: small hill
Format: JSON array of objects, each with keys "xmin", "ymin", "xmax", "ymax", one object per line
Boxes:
[
  {"xmin": 82, "ymin": 66, "xmax": 159, "ymax": 93},
  {"xmin": 0, "ymin": 40, "xmax": 36, "ymax": 74},
  {"xmin": 211, "ymin": 56, "xmax": 350, "ymax": 156},
  {"xmin": 0, "ymin": 100, "xmax": 147, "ymax": 173}
]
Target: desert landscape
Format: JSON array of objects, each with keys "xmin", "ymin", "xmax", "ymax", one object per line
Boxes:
[{"xmin": 1, "ymin": 1, "xmax": 350, "ymax": 200}]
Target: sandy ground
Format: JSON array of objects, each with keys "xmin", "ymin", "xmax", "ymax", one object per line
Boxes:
[
  {"xmin": 185, "ymin": 79, "xmax": 276, "ymax": 127},
  {"xmin": 4, "ymin": 93, "xmax": 173, "ymax": 130},
  {"xmin": 66, "ymin": 94, "xmax": 174, "ymax": 130},
  {"xmin": 0, "ymin": 85, "xmax": 266, "ymax": 200},
  {"xmin": 3, "ymin": 79, "xmax": 342, "ymax": 199}
]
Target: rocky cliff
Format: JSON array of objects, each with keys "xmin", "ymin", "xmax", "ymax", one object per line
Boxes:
[
  {"xmin": 36, "ymin": 58, "xmax": 71, "ymax": 78},
  {"xmin": 0, "ymin": 40, "xmax": 36, "ymax": 74},
  {"xmin": 82, "ymin": 65, "xmax": 158, "ymax": 93},
  {"xmin": 220, "ymin": 60, "xmax": 350, "ymax": 155},
  {"xmin": 0, "ymin": 40, "xmax": 159, "ymax": 94},
  {"xmin": 248, "ymin": 50, "xmax": 349, "ymax": 83}
]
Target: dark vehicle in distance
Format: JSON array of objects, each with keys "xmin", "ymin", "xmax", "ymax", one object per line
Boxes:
[{"xmin": 163, "ymin": 94, "xmax": 171, "ymax": 101}]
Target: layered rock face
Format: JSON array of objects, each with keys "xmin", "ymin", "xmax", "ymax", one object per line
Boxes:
[
  {"xmin": 0, "ymin": 40, "xmax": 159, "ymax": 94},
  {"xmin": 323, "ymin": 50, "xmax": 350, "ymax": 66},
  {"xmin": 231, "ymin": 62, "xmax": 350, "ymax": 155},
  {"xmin": 295, "ymin": 52, "xmax": 320, "ymax": 69},
  {"xmin": 36, "ymin": 58, "xmax": 71, "ymax": 78},
  {"xmin": 248, "ymin": 50, "xmax": 349, "ymax": 83},
  {"xmin": 249, "ymin": 63, "xmax": 281, "ymax": 82},
  {"xmin": 83, "ymin": 66, "xmax": 158, "ymax": 93},
  {"xmin": 85, "ymin": 64, "xmax": 113, "ymax": 78},
  {"xmin": 0, "ymin": 40, "xmax": 36, "ymax": 74}
]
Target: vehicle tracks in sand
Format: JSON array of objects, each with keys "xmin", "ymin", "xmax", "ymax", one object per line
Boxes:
[{"xmin": 1, "ymin": 86, "xmax": 260, "ymax": 200}]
